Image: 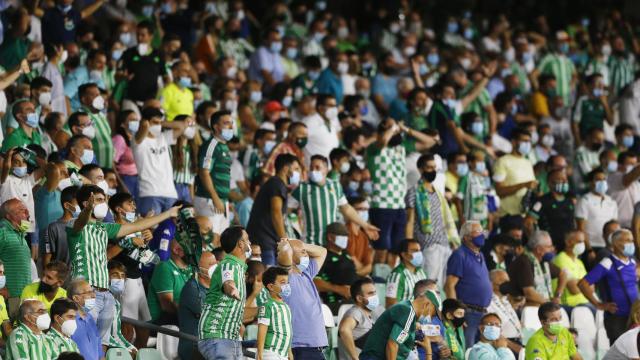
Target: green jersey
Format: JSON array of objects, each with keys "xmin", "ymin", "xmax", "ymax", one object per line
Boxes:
[
  {"xmin": 148, "ymin": 259, "xmax": 193, "ymax": 321},
  {"xmin": 444, "ymin": 322, "xmax": 466, "ymax": 360},
  {"xmin": 386, "ymin": 263, "xmax": 427, "ymax": 302},
  {"xmin": 6, "ymin": 323, "xmax": 52, "ymax": 360},
  {"xmin": 292, "ymin": 179, "xmax": 348, "ymax": 246},
  {"xmin": 366, "ymin": 144, "xmax": 407, "ymax": 209},
  {"xmin": 608, "ymin": 53, "xmax": 636, "ymax": 96},
  {"xmin": 45, "ymin": 328, "xmax": 79, "ymax": 359},
  {"xmin": 461, "ymin": 82, "xmax": 492, "ymax": 138},
  {"xmin": 174, "ymin": 144, "xmax": 195, "ymax": 185},
  {"xmin": 199, "ymin": 254, "xmax": 247, "ymax": 340},
  {"xmin": 536, "ymin": 53, "xmax": 576, "ymax": 104},
  {"xmin": 258, "ymin": 297, "xmax": 292, "ymax": 357},
  {"xmin": 194, "ymin": 137, "xmax": 232, "ymax": 201},
  {"xmin": 0, "ymin": 219, "xmax": 31, "ymax": 297},
  {"xmin": 572, "ymin": 96, "xmax": 606, "ymax": 136},
  {"xmin": 360, "ymin": 300, "xmax": 417, "ymax": 360},
  {"xmin": 257, "ymin": 287, "xmax": 270, "ymax": 307},
  {"xmin": 67, "ymin": 221, "xmax": 121, "ymax": 289},
  {"xmin": 108, "ymin": 299, "xmax": 136, "ymax": 350},
  {"xmin": 83, "ymin": 107, "xmax": 113, "ymax": 168}
]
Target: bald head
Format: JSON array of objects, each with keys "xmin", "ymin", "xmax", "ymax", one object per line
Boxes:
[
  {"xmin": 196, "ymin": 216, "xmax": 212, "ymax": 234},
  {"xmin": 199, "ymin": 251, "xmax": 216, "ymax": 269},
  {"xmin": 19, "ymin": 299, "xmax": 45, "ymax": 326},
  {"xmin": 490, "ymin": 269, "xmax": 509, "ymax": 294}
]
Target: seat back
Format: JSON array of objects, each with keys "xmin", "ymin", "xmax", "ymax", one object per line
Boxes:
[
  {"xmin": 520, "ymin": 306, "xmax": 541, "ymax": 345},
  {"xmin": 375, "ymin": 283, "xmax": 386, "ymax": 307},
  {"xmin": 464, "ymin": 347, "xmax": 471, "ymax": 360},
  {"xmin": 156, "ymin": 325, "xmax": 179, "ymax": 360},
  {"xmin": 106, "ymin": 348, "xmax": 133, "ymax": 360},
  {"xmin": 137, "ymin": 348, "xmax": 163, "ymax": 360},
  {"xmin": 322, "ymin": 303, "xmax": 335, "ymax": 328},
  {"xmin": 559, "ymin": 307, "xmax": 571, "ymax": 328},
  {"xmin": 596, "ymin": 328, "xmax": 610, "ymax": 360}
]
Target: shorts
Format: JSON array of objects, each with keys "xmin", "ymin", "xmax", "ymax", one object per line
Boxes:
[
  {"xmin": 121, "ymin": 277, "xmax": 151, "ymax": 321},
  {"xmin": 262, "ymin": 350, "xmax": 288, "ymax": 360},
  {"xmin": 193, "ymin": 196, "xmax": 230, "ymax": 235},
  {"xmin": 369, "ymin": 208, "xmax": 407, "ymax": 253}
]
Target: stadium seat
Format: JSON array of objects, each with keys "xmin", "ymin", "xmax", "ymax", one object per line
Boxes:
[
  {"xmin": 322, "ymin": 303, "xmax": 335, "ymax": 327},
  {"xmin": 571, "ymin": 306, "xmax": 597, "ymax": 359},
  {"xmin": 465, "ymin": 347, "xmax": 471, "ymax": 360},
  {"xmin": 106, "ymin": 348, "xmax": 133, "ymax": 360},
  {"xmin": 375, "ymin": 283, "xmax": 386, "ymax": 307},
  {"xmin": 596, "ymin": 328, "xmax": 610, "ymax": 359},
  {"xmin": 372, "ymin": 264, "xmax": 392, "ymax": 281},
  {"xmin": 245, "ymin": 324, "xmax": 258, "ymax": 341},
  {"xmin": 520, "ymin": 306, "xmax": 541, "ymax": 345},
  {"xmin": 559, "ymin": 307, "xmax": 571, "ymax": 328},
  {"xmin": 518, "ymin": 348, "xmax": 525, "ymax": 360},
  {"xmin": 337, "ymin": 304, "xmax": 354, "ymax": 326},
  {"xmin": 156, "ymin": 325, "xmax": 179, "ymax": 360},
  {"xmin": 137, "ymin": 348, "xmax": 163, "ymax": 360},
  {"xmin": 595, "ymin": 310, "xmax": 605, "ymax": 329}
]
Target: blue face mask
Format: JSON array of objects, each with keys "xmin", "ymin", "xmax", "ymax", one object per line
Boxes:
[
  {"xmin": 595, "ymin": 180, "xmax": 608, "ymax": 195},
  {"xmin": 362, "ymin": 181, "xmax": 373, "ymax": 194},
  {"xmin": 280, "ymin": 283, "xmax": 292, "ymax": 298},
  {"xmin": 464, "ymin": 28, "xmax": 474, "ymax": 40},
  {"xmin": 471, "ymin": 121, "xmax": 484, "ymax": 135},
  {"xmin": 178, "ymin": 77, "xmax": 192, "ymax": 88},
  {"xmin": 419, "ymin": 63, "xmax": 429, "ymax": 76},
  {"xmin": 26, "ymin": 113, "xmax": 39, "ymax": 128},
  {"xmin": 72, "ymin": 205, "xmax": 81, "ymax": 218},
  {"xmin": 427, "ymin": 53, "xmax": 440, "ymax": 65},
  {"xmin": 365, "ymin": 295, "xmax": 379, "ymax": 311},
  {"xmin": 286, "ymin": 47, "xmax": 297, "ymax": 59},
  {"xmin": 410, "ymin": 251, "xmax": 423, "ymax": 267},
  {"xmin": 542, "ymin": 252, "xmax": 555, "ymax": 262},
  {"xmin": 483, "ymin": 325, "xmax": 501, "ymax": 341},
  {"xmin": 623, "ymin": 243, "xmax": 636, "ymax": 257},
  {"xmin": 282, "ymin": 96, "xmax": 293, "ymax": 108},
  {"xmin": 110, "ymin": 279, "xmax": 125, "ymax": 295},
  {"xmin": 475, "ymin": 162, "xmax": 486, "ymax": 173},
  {"xmin": 447, "ymin": 22, "xmax": 459, "ymax": 33},
  {"xmin": 456, "ymin": 163, "xmax": 469, "ymax": 177},
  {"xmin": 593, "ymin": 88, "xmax": 603, "ymax": 98},
  {"xmin": 296, "ymin": 256, "xmax": 310, "ymax": 272},
  {"xmin": 559, "ymin": 43, "xmax": 570, "ymax": 54},
  {"xmin": 308, "ymin": 71, "xmax": 320, "ymax": 81},
  {"xmin": 623, "ymin": 135, "xmax": 634, "ymax": 148},
  {"xmin": 360, "ymin": 105, "xmax": 369, "ymax": 116},
  {"xmin": 270, "ymin": 41, "xmax": 283, "ymax": 53},
  {"xmin": 518, "ymin": 141, "xmax": 532, "ymax": 155},
  {"xmin": 221, "ymin": 128, "xmax": 234, "ymax": 141},
  {"xmin": 289, "ymin": 171, "xmax": 301, "ymax": 186},
  {"xmin": 250, "ymin": 91, "xmax": 262, "ymax": 103},
  {"xmin": 12, "ymin": 167, "xmax": 27, "ymax": 178},
  {"xmin": 472, "ymin": 234, "xmax": 485, "ymax": 248},
  {"xmin": 58, "ymin": 4, "xmax": 72, "ymax": 13},
  {"xmin": 125, "ymin": 212, "xmax": 136, "ymax": 222},
  {"xmin": 263, "ymin": 140, "xmax": 276, "ymax": 155},
  {"xmin": 348, "ymin": 181, "xmax": 360, "ymax": 191},
  {"xmin": 608, "ymin": 161, "xmax": 618, "ymax": 173}
]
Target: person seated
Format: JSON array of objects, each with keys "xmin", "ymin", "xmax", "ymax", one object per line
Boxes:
[
  {"xmin": 551, "ymin": 230, "xmax": 593, "ymax": 312},
  {"xmin": 47, "ymin": 298, "xmax": 80, "ymax": 358},
  {"xmin": 6, "ymin": 299, "xmax": 53, "ymax": 359},
  {"xmin": 525, "ymin": 302, "xmax": 580, "ymax": 359},
  {"xmin": 106, "ymin": 261, "xmax": 136, "ymax": 357},
  {"xmin": 486, "ymin": 270, "xmax": 523, "ymax": 354},
  {"xmin": 314, "ymin": 222, "xmax": 359, "ymax": 313},
  {"xmin": 20, "ymin": 260, "xmax": 68, "ymax": 311},
  {"xmin": 338, "ymin": 277, "xmax": 380, "ymax": 359},
  {"xmin": 468, "ymin": 313, "xmax": 515, "ymax": 360}
]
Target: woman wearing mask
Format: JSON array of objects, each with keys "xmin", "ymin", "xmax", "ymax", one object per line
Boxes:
[
  {"xmin": 112, "ymin": 110, "xmax": 139, "ymax": 202},
  {"xmin": 172, "ymin": 114, "xmax": 200, "ymax": 202},
  {"xmin": 442, "ymin": 299, "xmax": 467, "ymax": 360}
]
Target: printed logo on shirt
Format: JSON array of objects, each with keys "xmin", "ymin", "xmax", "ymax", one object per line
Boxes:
[
  {"xmin": 397, "ymin": 330, "xmax": 409, "ymax": 343},
  {"xmin": 386, "ymin": 281, "xmax": 398, "ymax": 298},
  {"xmin": 222, "ymin": 270, "xmax": 234, "ymax": 282}
]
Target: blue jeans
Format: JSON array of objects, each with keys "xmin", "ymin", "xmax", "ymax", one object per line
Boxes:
[
  {"xmin": 463, "ymin": 308, "xmax": 485, "ymax": 348},
  {"xmin": 122, "ymin": 175, "xmax": 139, "ymax": 202},
  {"xmin": 90, "ymin": 289, "xmax": 115, "ymax": 344},
  {"xmin": 175, "ymin": 183, "xmax": 192, "ymax": 202},
  {"xmin": 262, "ymin": 250, "xmax": 276, "ymax": 266},
  {"xmin": 198, "ymin": 339, "xmax": 242, "ymax": 360},
  {"xmin": 138, "ymin": 196, "xmax": 177, "ymax": 216}
]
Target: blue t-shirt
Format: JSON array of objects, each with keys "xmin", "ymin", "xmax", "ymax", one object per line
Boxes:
[
  {"xmin": 584, "ymin": 255, "xmax": 638, "ymax": 316},
  {"xmin": 372, "ymin": 74, "xmax": 399, "ymax": 106},
  {"xmin": 446, "ymin": 245, "xmax": 493, "ymax": 308},
  {"xmin": 150, "ymin": 218, "xmax": 176, "ymax": 262},
  {"xmin": 316, "ymin": 68, "xmax": 344, "ymax": 103}
]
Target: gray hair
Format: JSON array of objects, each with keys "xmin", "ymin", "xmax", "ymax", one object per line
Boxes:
[
  {"xmin": 66, "ymin": 279, "xmax": 88, "ymax": 299},
  {"xmin": 18, "ymin": 299, "xmax": 38, "ymax": 322},
  {"xmin": 527, "ymin": 230, "xmax": 551, "ymax": 250},
  {"xmin": 460, "ymin": 220, "xmax": 482, "ymax": 239},
  {"xmin": 610, "ymin": 229, "xmax": 633, "ymax": 244},
  {"xmin": 489, "ymin": 269, "xmax": 508, "ymax": 283}
]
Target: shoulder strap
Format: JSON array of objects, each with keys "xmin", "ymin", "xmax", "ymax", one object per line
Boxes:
[{"xmin": 609, "ymin": 256, "xmax": 633, "ymax": 308}]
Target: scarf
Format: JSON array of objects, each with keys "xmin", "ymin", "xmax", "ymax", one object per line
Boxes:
[{"xmin": 415, "ymin": 180, "xmax": 433, "ymax": 234}]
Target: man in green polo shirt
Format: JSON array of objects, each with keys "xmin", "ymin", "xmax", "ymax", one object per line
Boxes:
[
  {"xmin": 0, "ymin": 198, "xmax": 33, "ymax": 319},
  {"xmin": 147, "ymin": 238, "xmax": 193, "ymax": 323},
  {"xmin": 199, "ymin": 226, "xmax": 252, "ymax": 360},
  {"xmin": 1, "ymin": 99, "xmax": 41, "ymax": 152},
  {"xmin": 194, "ymin": 110, "xmax": 233, "ymax": 246},
  {"xmin": 78, "ymin": 83, "xmax": 113, "ymax": 168},
  {"xmin": 525, "ymin": 302, "xmax": 578, "ymax": 360},
  {"xmin": 68, "ymin": 184, "xmax": 181, "ymax": 344},
  {"xmin": 572, "ymin": 73, "xmax": 613, "ymax": 142},
  {"xmin": 6, "ymin": 299, "xmax": 52, "ymax": 360},
  {"xmin": 359, "ymin": 281, "xmax": 437, "ymax": 360}
]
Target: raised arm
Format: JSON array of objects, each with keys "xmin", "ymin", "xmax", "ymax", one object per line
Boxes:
[{"xmin": 116, "ymin": 206, "xmax": 181, "ymax": 237}]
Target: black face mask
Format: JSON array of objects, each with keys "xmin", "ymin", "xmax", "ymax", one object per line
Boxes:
[
  {"xmin": 296, "ymin": 137, "xmax": 308, "ymax": 148},
  {"xmin": 38, "ymin": 280, "xmax": 55, "ymax": 294},
  {"xmin": 422, "ymin": 171, "xmax": 437, "ymax": 183},
  {"xmin": 451, "ymin": 316, "xmax": 465, "ymax": 328},
  {"xmin": 591, "ymin": 142, "xmax": 603, "ymax": 151},
  {"xmin": 388, "ymin": 133, "xmax": 403, "ymax": 147}
]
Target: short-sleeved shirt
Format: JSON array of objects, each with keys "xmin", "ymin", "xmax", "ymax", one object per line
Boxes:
[
  {"xmin": 536, "ymin": 53, "xmax": 576, "ymax": 103},
  {"xmin": 507, "ymin": 254, "xmax": 560, "ymax": 297},
  {"xmin": 316, "ymin": 250, "xmax": 358, "ymax": 305},
  {"xmin": 371, "ymin": 73, "xmax": 399, "ymax": 106},
  {"xmin": 34, "ymin": 186, "xmax": 63, "ymax": 236},
  {"xmin": 492, "ymin": 154, "xmax": 535, "ymax": 216},
  {"xmin": 6, "ymin": 323, "xmax": 51, "ymax": 360},
  {"xmin": 338, "ymin": 306, "xmax": 373, "ymax": 359},
  {"xmin": 132, "ymin": 131, "xmax": 178, "ymax": 199},
  {"xmin": 71, "ymin": 312, "xmax": 103, "ymax": 360},
  {"xmin": 112, "ymin": 135, "xmax": 137, "ymax": 176},
  {"xmin": 386, "ymin": 263, "xmax": 427, "ymax": 303},
  {"xmin": 284, "ymin": 259, "xmax": 328, "ymax": 348},
  {"xmin": 315, "ymin": 68, "xmax": 344, "ymax": 103},
  {"xmin": 575, "ymin": 192, "xmax": 618, "ymax": 248},
  {"xmin": 20, "ymin": 281, "xmax": 67, "ymax": 310},
  {"xmin": 446, "ymin": 245, "xmax": 492, "ymax": 308},
  {"xmin": 573, "ymin": 96, "xmax": 606, "ymax": 136},
  {"xmin": 67, "ymin": 221, "xmax": 122, "ymax": 289},
  {"xmin": 83, "ymin": 108, "xmax": 113, "ymax": 168},
  {"xmin": 258, "ymin": 297, "xmax": 293, "ymax": 357},
  {"xmin": 246, "ymin": 176, "xmax": 288, "ymax": 251},
  {"xmin": 44, "ymin": 219, "xmax": 72, "ymax": 263},
  {"xmin": 292, "ymin": 179, "xmax": 348, "ymax": 246},
  {"xmin": 0, "ymin": 126, "xmax": 42, "ymax": 152},
  {"xmin": 0, "ymin": 219, "xmax": 31, "ymax": 297},
  {"xmin": 248, "ymin": 46, "xmax": 285, "ymax": 85},
  {"xmin": 552, "ymin": 252, "xmax": 589, "ymax": 306},
  {"xmin": 527, "ymin": 193, "xmax": 575, "ymax": 250},
  {"xmin": 360, "ymin": 300, "xmax": 417, "ymax": 360},
  {"xmin": 199, "ymin": 254, "xmax": 247, "ymax": 340},
  {"xmin": 194, "ymin": 137, "xmax": 232, "ymax": 201},
  {"xmin": 148, "ymin": 259, "xmax": 193, "ymax": 321},
  {"xmin": 607, "ymin": 171, "xmax": 640, "ymax": 228},
  {"xmin": 150, "ymin": 218, "xmax": 176, "ymax": 262},
  {"xmin": 120, "ymin": 48, "xmax": 166, "ymax": 102},
  {"xmin": 161, "ymin": 83, "xmax": 194, "ymax": 121},
  {"xmin": 367, "ymin": 144, "xmax": 406, "ymax": 209},
  {"xmin": 525, "ymin": 327, "xmax": 577, "ymax": 360},
  {"xmin": 583, "ymin": 255, "xmax": 638, "ymax": 316},
  {"xmin": 46, "ymin": 327, "xmax": 79, "ymax": 359}
]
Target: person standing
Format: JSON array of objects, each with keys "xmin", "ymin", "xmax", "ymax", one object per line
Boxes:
[
  {"xmin": 406, "ymin": 153, "xmax": 460, "ymax": 286},
  {"xmin": 445, "ymin": 221, "xmax": 493, "ymax": 348},
  {"xmin": 575, "ymin": 168, "xmax": 618, "ymax": 253},
  {"xmin": 199, "ymin": 226, "xmax": 252, "ymax": 360},
  {"xmin": 78, "ymin": 83, "xmax": 112, "ymax": 168},
  {"xmin": 532, "ymin": 31, "xmax": 577, "ymax": 105},
  {"xmin": 247, "ymin": 154, "xmax": 301, "ymax": 265},
  {"xmin": 551, "ymin": 231, "xmax": 591, "ymax": 310},
  {"xmin": 194, "ymin": 110, "xmax": 234, "ymax": 246},
  {"xmin": 579, "ymin": 229, "xmax": 638, "ymax": 343},
  {"xmin": 256, "ymin": 266, "xmax": 293, "ymax": 360},
  {"xmin": 276, "ymin": 238, "xmax": 328, "ymax": 359}
]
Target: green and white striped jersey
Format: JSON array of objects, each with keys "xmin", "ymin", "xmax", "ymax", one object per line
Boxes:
[
  {"xmin": 608, "ymin": 53, "xmax": 636, "ymax": 96},
  {"xmin": 199, "ymin": 254, "xmax": 247, "ymax": 340},
  {"xmin": 258, "ymin": 297, "xmax": 292, "ymax": 357},
  {"xmin": 107, "ymin": 299, "xmax": 136, "ymax": 350},
  {"xmin": 385, "ymin": 263, "xmax": 427, "ymax": 302},
  {"xmin": 67, "ymin": 221, "xmax": 121, "ymax": 289},
  {"xmin": 537, "ymin": 53, "xmax": 576, "ymax": 104},
  {"xmin": 174, "ymin": 144, "xmax": 195, "ymax": 185},
  {"xmin": 6, "ymin": 323, "xmax": 52, "ymax": 360},
  {"xmin": 45, "ymin": 327, "xmax": 79, "ymax": 359},
  {"xmin": 83, "ymin": 106, "xmax": 113, "ymax": 168},
  {"xmin": 292, "ymin": 179, "xmax": 348, "ymax": 246}
]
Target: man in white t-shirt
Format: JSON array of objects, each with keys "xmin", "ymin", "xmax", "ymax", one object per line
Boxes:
[
  {"xmin": 576, "ymin": 168, "xmax": 618, "ymax": 251},
  {"xmin": 302, "ymin": 93, "xmax": 340, "ymax": 166},
  {"xmin": 603, "ymin": 327, "xmax": 640, "ymax": 359},
  {"xmin": 607, "ymin": 151, "xmax": 640, "ymax": 228},
  {"xmin": 132, "ymin": 107, "xmax": 185, "ymax": 215}
]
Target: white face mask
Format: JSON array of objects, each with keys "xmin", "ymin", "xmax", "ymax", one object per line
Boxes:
[
  {"xmin": 92, "ymin": 96, "xmax": 105, "ymax": 111},
  {"xmin": 96, "ymin": 180, "xmax": 109, "ymax": 194},
  {"xmin": 149, "ymin": 124, "xmax": 162, "ymax": 137},
  {"xmin": 183, "ymin": 126, "xmax": 196, "ymax": 139},
  {"xmin": 36, "ymin": 313, "xmax": 51, "ymax": 331},
  {"xmin": 93, "ymin": 202, "xmax": 109, "ymax": 219},
  {"xmin": 138, "ymin": 43, "xmax": 150, "ymax": 55},
  {"xmin": 82, "ymin": 125, "xmax": 96, "ymax": 139},
  {"xmin": 60, "ymin": 319, "xmax": 77, "ymax": 337},
  {"xmin": 38, "ymin": 92, "xmax": 52, "ymax": 106},
  {"xmin": 325, "ymin": 106, "xmax": 339, "ymax": 120}
]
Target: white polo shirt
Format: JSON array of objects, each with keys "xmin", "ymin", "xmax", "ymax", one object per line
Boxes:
[{"xmin": 575, "ymin": 192, "xmax": 618, "ymax": 248}]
